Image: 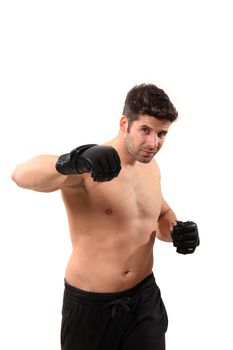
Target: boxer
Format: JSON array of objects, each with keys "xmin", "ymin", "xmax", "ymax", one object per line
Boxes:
[{"xmin": 12, "ymin": 83, "xmax": 200, "ymax": 350}]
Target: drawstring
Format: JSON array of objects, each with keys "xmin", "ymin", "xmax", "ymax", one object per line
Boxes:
[{"xmin": 105, "ymin": 297, "xmax": 132, "ymax": 318}]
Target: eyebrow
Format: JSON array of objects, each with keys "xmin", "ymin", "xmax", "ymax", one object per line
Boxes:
[
  {"xmin": 140, "ymin": 125, "xmax": 152, "ymax": 130},
  {"xmin": 140, "ymin": 125, "xmax": 168, "ymax": 134}
]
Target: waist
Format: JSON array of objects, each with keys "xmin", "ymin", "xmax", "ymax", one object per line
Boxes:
[
  {"xmin": 65, "ymin": 240, "xmax": 154, "ymax": 292},
  {"xmin": 64, "ymin": 273, "xmax": 156, "ymax": 305}
]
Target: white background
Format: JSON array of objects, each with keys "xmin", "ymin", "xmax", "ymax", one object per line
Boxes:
[{"xmin": 1, "ymin": 0, "xmax": 232, "ymax": 349}]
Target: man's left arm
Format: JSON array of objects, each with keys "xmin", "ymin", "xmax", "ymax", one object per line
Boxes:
[
  {"xmin": 157, "ymin": 198, "xmax": 200, "ymax": 254},
  {"xmin": 156, "ymin": 198, "xmax": 177, "ymax": 242}
]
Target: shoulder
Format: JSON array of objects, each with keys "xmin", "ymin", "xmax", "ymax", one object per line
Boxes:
[
  {"xmin": 144, "ymin": 158, "xmax": 161, "ymax": 178},
  {"xmin": 153, "ymin": 159, "xmax": 161, "ymax": 178},
  {"xmin": 135, "ymin": 159, "xmax": 161, "ymax": 184}
]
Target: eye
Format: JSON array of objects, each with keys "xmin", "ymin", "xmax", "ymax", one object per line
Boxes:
[
  {"xmin": 141, "ymin": 127, "xmax": 150, "ymax": 135},
  {"xmin": 158, "ymin": 131, "xmax": 167, "ymax": 138}
]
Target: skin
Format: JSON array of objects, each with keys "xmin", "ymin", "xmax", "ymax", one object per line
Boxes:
[{"xmin": 11, "ymin": 114, "xmax": 177, "ymax": 292}]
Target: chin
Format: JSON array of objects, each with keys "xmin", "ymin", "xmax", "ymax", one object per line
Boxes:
[{"xmin": 138, "ymin": 156, "xmax": 153, "ymax": 164}]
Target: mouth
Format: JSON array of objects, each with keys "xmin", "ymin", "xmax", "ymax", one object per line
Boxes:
[{"xmin": 141, "ymin": 150, "xmax": 156, "ymax": 157}]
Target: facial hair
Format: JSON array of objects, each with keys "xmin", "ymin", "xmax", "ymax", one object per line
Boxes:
[{"xmin": 124, "ymin": 133, "xmax": 157, "ymax": 163}]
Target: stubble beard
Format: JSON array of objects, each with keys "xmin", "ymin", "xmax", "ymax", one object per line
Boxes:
[
  {"xmin": 137, "ymin": 151, "xmax": 156, "ymax": 163},
  {"xmin": 124, "ymin": 133, "xmax": 157, "ymax": 164},
  {"xmin": 126, "ymin": 144, "xmax": 156, "ymax": 164}
]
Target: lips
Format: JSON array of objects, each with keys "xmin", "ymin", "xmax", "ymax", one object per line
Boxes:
[{"xmin": 142, "ymin": 150, "xmax": 155, "ymax": 157}]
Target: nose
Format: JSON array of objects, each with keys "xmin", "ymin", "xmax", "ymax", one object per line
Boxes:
[{"xmin": 147, "ymin": 134, "xmax": 160, "ymax": 149}]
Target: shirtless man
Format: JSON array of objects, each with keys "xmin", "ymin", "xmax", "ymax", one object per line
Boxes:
[{"xmin": 11, "ymin": 83, "xmax": 199, "ymax": 350}]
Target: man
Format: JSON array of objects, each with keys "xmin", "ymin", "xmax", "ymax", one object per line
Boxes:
[{"xmin": 11, "ymin": 83, "xmax": 199, "ymax": 350}]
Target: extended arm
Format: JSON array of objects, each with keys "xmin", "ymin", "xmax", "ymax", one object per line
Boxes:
[
  {"xmin": 11, "ymin": 144, "xmax": 121, "ymax": 192},
  {"xmin": 11, "ymin": 155, "xmax": 75, "ymax": 192}
]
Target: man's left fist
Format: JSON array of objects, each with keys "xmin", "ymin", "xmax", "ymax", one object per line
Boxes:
[{"xmin": 171, "ymin": 221, "xmax": 200, "ymax": 254}]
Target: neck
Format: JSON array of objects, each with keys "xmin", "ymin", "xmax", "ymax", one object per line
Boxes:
[{"xmin": 106, "ymin": 135, "xmax": 136, "ymax": 166}]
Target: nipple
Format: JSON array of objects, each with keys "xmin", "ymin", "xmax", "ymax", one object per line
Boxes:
[{"xmin": 106, "ymin": 209, "xmax": 112, "ymax": 215}]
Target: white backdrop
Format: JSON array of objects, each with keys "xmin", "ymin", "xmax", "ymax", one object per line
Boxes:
[{"xmin": 1, "ymin": 0, "xmax": 232, "ymax": 349}]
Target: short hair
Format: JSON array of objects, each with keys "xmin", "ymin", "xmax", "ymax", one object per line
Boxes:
[{"xmin": 123, "ymin": 84, "xmax": 178, "ymax": 127}]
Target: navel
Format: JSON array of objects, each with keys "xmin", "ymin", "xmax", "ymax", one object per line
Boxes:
[{"xmin": 106, "ymin": 209, "xmax": 113, "ymax": 215}]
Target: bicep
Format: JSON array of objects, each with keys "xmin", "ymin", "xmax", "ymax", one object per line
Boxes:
[
  {"xmin": 33, "ymin": 174, "xmax": 84, "ymax": 192},
  {"xmin": 12, "ymin": 155, "xmax": 84, "ymax": 192}
]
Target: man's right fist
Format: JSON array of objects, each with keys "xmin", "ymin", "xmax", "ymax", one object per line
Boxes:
[{"xmin": 56, "ymin": 144, "xmax": 121, "ymax": 182}]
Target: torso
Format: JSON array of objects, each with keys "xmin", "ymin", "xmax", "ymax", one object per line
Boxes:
[{"xmin": 61, "ymin": 159, "xmax": 162, "ymax": 292}]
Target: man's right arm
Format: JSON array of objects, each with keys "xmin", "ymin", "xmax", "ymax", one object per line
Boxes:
[
  {"xmin": 11, "ymin": 155, "xmax": 79, "ymax": 192},
  {"xmin": 11, "ymin": 144, "xmax": 121, "ymax": 192}
]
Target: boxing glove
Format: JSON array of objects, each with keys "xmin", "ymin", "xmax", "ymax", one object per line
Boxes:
[
  {"xmin": 171, "ymin": 221, "xmax": 200, "ymax": 254},
  {"xmin": 56, "ymin": 144, "xmax": 121, "ymax": 182}
]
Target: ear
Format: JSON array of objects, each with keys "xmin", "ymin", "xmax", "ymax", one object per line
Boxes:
[{"xmin": 119, "ymin": 115, "xmax": 128, "ymax": 133}]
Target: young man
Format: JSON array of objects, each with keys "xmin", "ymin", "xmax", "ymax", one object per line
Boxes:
[{"xmin": 11, "ymin": 83, "xmax": 199, "ymax": 350}]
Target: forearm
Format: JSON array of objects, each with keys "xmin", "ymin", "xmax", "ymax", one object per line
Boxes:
[
  {"xmin": 11, "ymin": 155, "xmax": 67, "ymax": 192},
  {"xmin": 156, "ymin": 204, "xmax": 177, "ymax": 242}
]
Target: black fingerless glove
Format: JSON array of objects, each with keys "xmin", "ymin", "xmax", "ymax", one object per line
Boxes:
[
  {"xmin": 171, "ymin": 221, "xmax": 200, "ymax": 254},
  {"xmin": 56, "ymin": 144, "xmax": 121, "ymax": 182},
  {"xmin": 56, "ymin": 144, "xmax": 97, "ymax": 175}
]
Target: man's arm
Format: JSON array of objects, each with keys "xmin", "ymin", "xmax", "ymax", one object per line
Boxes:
[
  {"xmin": 156, "ymin": 198, "xmax": 177, "ymax": 242},
  {"xmin": 11, "ymin": 144, "xmax": 121, "ymax": 192},
  {"xmin": 11, "ymin": 155, "xmax": 78, "ymax": 192}
]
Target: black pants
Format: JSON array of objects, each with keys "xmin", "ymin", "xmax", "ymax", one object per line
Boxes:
[{"xmin": 61, "ymin": 273, "xmax": 168, "ymax": 350}]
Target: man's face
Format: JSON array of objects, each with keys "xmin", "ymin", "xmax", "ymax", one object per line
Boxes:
[{"xmin": 122, "ymin": 115, "xmax": 172, "ymax": 163}]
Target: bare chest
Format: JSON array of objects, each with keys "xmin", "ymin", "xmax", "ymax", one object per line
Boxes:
[{"xmin": 84, "ymin": 165, "xmax": 162, "ymax": 221}]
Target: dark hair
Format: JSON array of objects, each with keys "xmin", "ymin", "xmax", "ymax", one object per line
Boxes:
[{"xmin": 123, "ymin": 83, "xmax": 178, "ymax": 128}]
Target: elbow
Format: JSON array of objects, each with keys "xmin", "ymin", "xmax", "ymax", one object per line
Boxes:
[{"xmin": 11, "ymin": 166, "xmax": 30, "ymax": 188}]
